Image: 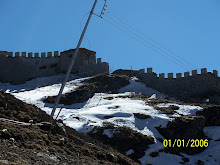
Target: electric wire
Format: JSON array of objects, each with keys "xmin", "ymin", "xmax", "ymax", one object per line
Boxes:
[
  {"xmin": 101, "ymin": 13, "xmax": 220, "ymax": 90},
  {"xmin": 106, "ymin": 11, "xmax": 195, "ymax": 69},
  {"xmin": 104, "ymin": 13, "xmax": 191, "ymax": 71},
  {"xmin": 104, "ymin": 11, "xmax": 220, "ymax": 89},
  {"xmin": 102, "ymin": 17, "xmax": 189, "ymax": 70}
]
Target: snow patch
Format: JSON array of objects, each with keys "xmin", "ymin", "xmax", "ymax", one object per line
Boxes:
[
  {"xmin": 118, "ymin": 80, "xmax": 167, "ymax": 99},
  {"xmin": 126, "ymin": 149, "xmax": 134, "ymax": 155},
  {"xmin": 204, "ymin": 126, "xmax": 220, "ymax": 140},
  {"xmin": 103, "ymin": 129, "xmax": 120, "ymax": 138}
]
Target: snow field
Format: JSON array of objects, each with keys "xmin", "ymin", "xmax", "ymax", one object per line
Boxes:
[{"xmin": 1, "ymin": 75, "xmax": 219, "ymax": 165}]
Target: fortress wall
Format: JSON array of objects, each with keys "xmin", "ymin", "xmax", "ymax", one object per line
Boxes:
[
  {"xmin": 137, "ymin": 68, "xmax": 220, "ymax": 99},
  {"xmin": 0, "ymin": 51, "xmax": 60, "ymax": 82},
  {"xmin": 113, "ymin": 67, "xmax": 220, "ymax": 101},
  {"xmin": 0, "ymin": 48, "xmax": 108, "ymax": 83}
]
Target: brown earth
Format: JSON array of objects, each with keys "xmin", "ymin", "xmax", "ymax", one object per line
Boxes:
[
  {"xmin": 88, "ymin": 122, "xmax": 155, "ymax": 163},
  {"xmin": 0, "ymin": 91, "xmax": 139, "ymax": 165},
  {"xmin": 196, "ymin": 105, "xmax": 220, "ymax": 126},
  {"xmin": 156, "ymin": 115, "xmax": 207, "ymax": 155},
  {"xmin": 44, "ymin": 74, "xmax": 130, "ymax": 105}
]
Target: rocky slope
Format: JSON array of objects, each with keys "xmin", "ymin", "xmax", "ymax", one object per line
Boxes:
[
  {"xmin": 0, "ymin": 91, "xmax": 138, "ymax": 165},
  {"xmin": 1, "ymin": 74, "xmax": 220, "ymax": 165}
]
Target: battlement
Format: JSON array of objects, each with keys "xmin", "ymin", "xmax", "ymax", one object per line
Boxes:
[
  {"xmin": 0, "ymin": 51, "xmax": 60, "ymax": 58},
  {"xmin": 0, "ymin": 48, "xmax": 109, "ymax": 83},
  {"xmin": 113, "ymin": 67, "xmax": 220, "ymax": 103},
  {"xmin": 137, "ymin": 67, "xmax": 218, "ymax": 78}
]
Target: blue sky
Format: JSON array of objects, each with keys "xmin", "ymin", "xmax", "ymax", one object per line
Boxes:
[{"xmin": 1, "ymin": 0, "xmax": 220, "ymax": 76}]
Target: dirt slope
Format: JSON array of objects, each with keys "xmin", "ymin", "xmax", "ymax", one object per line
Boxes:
[{"xmin": 0, "ymin": 91, "xmax": 139, "ymax": 165}]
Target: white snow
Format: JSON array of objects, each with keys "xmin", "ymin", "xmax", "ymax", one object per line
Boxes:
[
  {"xmin": 103, "ymin": 129, "xmax": 120, "ymax": 138},
  {"xmin": 1, "ymin": 75, "xmax": 219, "ymax": 165},
  {"xmin": 204, "ymin": 126, "xmax": 220, "ymax": 140},
  {"xmin": 0, "ymin": 74, "xmax": 82, "ymax": 93},
  {"xmin": 118, "ymin": 79, "xmax": 167, "ymax": 99},
  {"xmin": 126, "ymin": 149, "xmax": 134, "ymax": 155},
  {"xmin": 157, "ymin": 103, "xmax": 203, "ymax": 116}
]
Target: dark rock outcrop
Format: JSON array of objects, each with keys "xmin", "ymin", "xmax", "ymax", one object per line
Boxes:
[
  {"xmin": 45, "ymin": 74, "xmax": 130, "ymax": 105},
  {"xmin": 157, "ymin": 116, "xmax": 206, "ymax": 155},
  {"xmin": 196, "ymin": 105, "xmax": 220, "ymax": 126},
  {"xmin": 89, "ymin": 122, "xmax": 154, "ymax": 163}
]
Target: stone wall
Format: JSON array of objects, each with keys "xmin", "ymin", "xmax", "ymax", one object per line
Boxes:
[
  {"xmin": 0, "ymin": 51, "xmax": 60, "ymax": 82},
  {"xmin": 0, "ymin": 48, "xmax": 109, "ymax": 83},
  {"xmin": 113, "ymin": 68, "xmax": 220, "ymax": 103}
]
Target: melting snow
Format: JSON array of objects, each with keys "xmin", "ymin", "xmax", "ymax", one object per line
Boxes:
[
  {"xmin": 126, "ymin": 149, "xmax": 134, "ymax": 156},
  {"xmin": 1, "ymin": 75, "xmax": 219, "ymax": 165},
  {"xmin": 204, "ymin": 126, "xmax": 220, "ymax": 140}
]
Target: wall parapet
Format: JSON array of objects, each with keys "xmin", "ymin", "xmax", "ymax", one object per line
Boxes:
[
  {"xmin": 114, "ymin": 67, "xmax": 219, "ymax": 80},
  {"xmin": 154, "ymin": 68, "xmax": 218, "ymax": 79},
  {"xmin": 0, "ymin": 50, "xmax": 60, "ymax": 58}
]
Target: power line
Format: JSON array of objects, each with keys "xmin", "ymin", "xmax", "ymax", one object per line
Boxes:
[
  {"xmin": 106, "ymin": 11, "xmax": 196, "ymax": 69},
  {"xmin": 103, "ymin": 16, "xmax": 190, "ymax": 70},
  {"xmin": 105, "ymin": 13, "xmax": 195, "ymax": 71},
  {"xmin": 102, "ymin": 11, "xmax": 220, "ymax": 90}
]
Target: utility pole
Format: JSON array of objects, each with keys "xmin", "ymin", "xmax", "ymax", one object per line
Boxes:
[{"xmin": 51, "ymin": 0, "xmax": 98, "ymax": 117}]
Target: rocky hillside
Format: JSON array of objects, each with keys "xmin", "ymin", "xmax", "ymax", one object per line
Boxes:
[
  {"xmin": 0, "ymin": 91, "xmax": 138, "ymax": 165},
  {"xmin": 0, "ymin": 74, "xmax": 219, "ymax": 165}
]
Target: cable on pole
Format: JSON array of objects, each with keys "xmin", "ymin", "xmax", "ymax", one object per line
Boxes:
[{"xmin": 93, "ymin": 0, "xmax": 107, "ymax": 18}]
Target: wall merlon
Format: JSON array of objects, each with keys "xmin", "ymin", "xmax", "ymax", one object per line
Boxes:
[
  {"xmin": 201, "ymin": 68, "xmax": 207, "ymax": 74},
  {"xmin": 28, "ymin": 52, "xmax": 33, "ymax": 58},
  {"xmin": 54, "ymin": 51, "xmax": 59, "ymax": 57},
  {"xmin": 139, "ymin": 69, "xmax": 145, "ymax": 74},
  {"xmin": 15, "ymin": 52, "xmax": 20, "ymax": 57},
  {"xmin": 192, "ymin": 70, "xmax": 197, "ymax": 76},
  {"xmin": 176, "ymin": 73, "xmax": 182, "ymax": 79},
  {"xmin": 147, "ymin": 67, "xmax": 153, "ymax": 73},
  {"xmin": 8, "ymin": 52, "xmax": 13, "ymax": 57},
  {"xmin": 159, "ymin": 73, "xmax": 165, "ymax": 78},
  {"xmin": 184, "ymin": 72, "xmax": 190, "ymax": 77},
  {"xmin": 0, "ymin": 51, "xmax": 7, "ymax": 57},
  {"xmin": 34, "ymin": 53, "xmax": 39, "ymax": 58},
  {"xmin": 97, "ymin": 58, "xmax": 101, "ymax": 64},
  {"xmin": 47, "ymin": 52, "xmax": 52, "ymax": 58},
  {"xmin": 22, "ymin": 52, "xmax": 26, "ymax": 57},
  {"xmin": 168, "ymin": 73, "xmax": 173, "ymax": 79},
  {"xmin": 213, "ymin": 70, "xmax": 218, "ymax": 77},
  {"xmin": 41, "ymin": 52, "xmax": 46, "ymax": 58}
]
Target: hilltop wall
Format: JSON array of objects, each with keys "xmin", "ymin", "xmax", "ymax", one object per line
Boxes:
[
  {"xmin": 0, "ymin": 51, "xmax": 60, "ymax": 82},
  {"xmin": 113, "ymin": 68, "xmax": 220, "ymax": 103},
  {"xmin": 0, "ymin": 48, "xmax": 109, "ymax": 83}
]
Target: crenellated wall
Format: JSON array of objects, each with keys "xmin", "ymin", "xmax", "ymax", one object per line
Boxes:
[
  {"xmin": 0, "ymin": 51, "xmax": 60, "ymax": 58},
  {"xmin": 0, "ymin": 48, "xmax": 109, "ymax": 83},
  {"xmin": 0, "ymin": 51, "xmax": 61, "ymax": 82},
  {"xmin": 113, "ymin": 67, "xmax": 220, "ymax": 103}
]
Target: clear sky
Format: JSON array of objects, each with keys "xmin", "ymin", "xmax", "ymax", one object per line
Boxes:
[{"xmin": 1, "ymin": 0, "xmax": 220, "ymax": 76}]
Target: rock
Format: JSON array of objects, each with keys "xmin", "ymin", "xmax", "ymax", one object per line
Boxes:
[
  {"xmin": 197, "ymin": 106, "xmax": 220, "ymax": 126},
  {"xmin": 157, "ymin": 116, "xmax": 206, "ymax": 155},
  {"xmin": 9, "ymin": 138, "xmax": 15, "ymax": 143},
  {"xmin": 44, "ymin": 74, "xmax": 130, "ymax": 105},
  {"xmin": 133, "ymin": 113, "xmax": 151, "ymax": 119},
  {"xmin": 1, "ymin": 129, "xmax": 12, "ymax": 139},
  {"xmin": 89, "ymin": 123, "xmax": 154, "ymax": 162}
]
